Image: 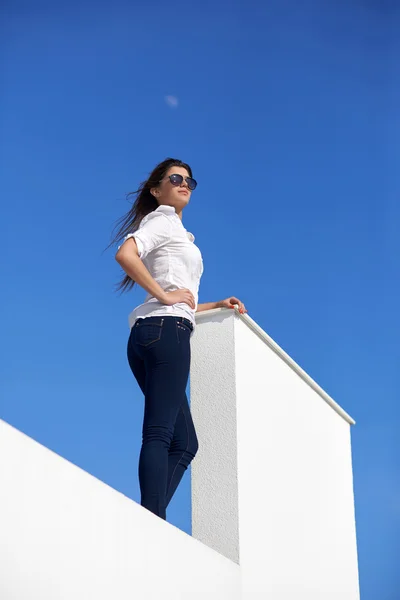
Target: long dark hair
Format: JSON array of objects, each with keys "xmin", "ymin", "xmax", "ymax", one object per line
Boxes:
[{"xmin": 107, "ymin": 157, "xmax": 193, "ymax": 294}]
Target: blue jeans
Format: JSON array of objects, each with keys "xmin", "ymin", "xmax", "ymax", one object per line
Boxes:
[{"xmin": 127, "ymin": 315, "xmax": 199, "ymax": 520}]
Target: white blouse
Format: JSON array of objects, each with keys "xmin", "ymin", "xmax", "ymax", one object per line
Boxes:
[{"xmin": 118, "ymin": 204, "xmax": 204, "ymax": 331}]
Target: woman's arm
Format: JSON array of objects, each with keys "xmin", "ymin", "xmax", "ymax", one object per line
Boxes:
[
  {"xmin": 196, "ymin": 301, "xmax": 222, "ymax": 313},
  {"xmin": 115, "ymin": 238, "xmax": 195, "ymax": 309},
  {"xmin": 196, "ymin": 297, "xmax": 247, "ymax": 314},
  {"xmin": 116, "ymin": 238, "xmax": 168, "ymax": 303},
  {"xmin": 196, "ymin": 301, "xmax": 221, "ymax": 313}
]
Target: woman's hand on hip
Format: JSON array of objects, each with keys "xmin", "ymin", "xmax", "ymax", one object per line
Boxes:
[
  {"xmin": 219, "ymin": 296, "xmax": 247, "ymax": 314},
  {"xmin": 162, "ymin": 289, "xmax": 196, "ymax": 309}
]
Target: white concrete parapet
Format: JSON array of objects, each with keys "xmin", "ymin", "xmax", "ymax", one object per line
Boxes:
[
  {"xmin": 0, "ymin": 419, "xmax": 240, "ymax": 600},
  {"xmin": 190, "ymin": 307, "xmax": 360, "ymax": 600}
]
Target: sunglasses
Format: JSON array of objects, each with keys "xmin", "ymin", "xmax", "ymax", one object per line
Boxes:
[{"xmin": 161, "ymin": 173, "xmax": 197, "ymax": 191}]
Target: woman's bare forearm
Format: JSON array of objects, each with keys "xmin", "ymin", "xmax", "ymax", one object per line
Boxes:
[
  {"xmin": 196, "ymin": 302, "xmax": 221, "ymax": 313},
  {"xmin": 116, "ymin": 246, "xmax": 167, "ymax": 303}
]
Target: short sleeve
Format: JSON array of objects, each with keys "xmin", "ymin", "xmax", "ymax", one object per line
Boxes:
[{"xmin": 117, "ymin": 205, "xmax": 174, "ymax": 260}]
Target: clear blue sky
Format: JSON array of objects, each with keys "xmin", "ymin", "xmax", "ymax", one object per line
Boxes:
[{"xmin": 1, "ymin": 1, "xmax": 399, "ymax": 597}]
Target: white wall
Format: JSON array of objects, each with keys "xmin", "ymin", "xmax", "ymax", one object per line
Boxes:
[
  {"xmin": 190, "ymin": 312, "xmax": 240, "ymax": 564},
  {"xmin": 0, "ymin": 419, "xmax": 240, "ymax": 600},
  {"xmin": 190, "ymin": 308, "xmax": 360, "ymax": 600}
]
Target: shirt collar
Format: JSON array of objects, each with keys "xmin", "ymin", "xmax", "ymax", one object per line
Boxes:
[{"xmin": 155, "ymin": 205, "xmax": 195, "ymax": 242}]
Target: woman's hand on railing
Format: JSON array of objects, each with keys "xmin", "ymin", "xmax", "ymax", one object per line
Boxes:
[{"xmin": 218, "ymin": 297, "xmax": 247, "ymax": 314}]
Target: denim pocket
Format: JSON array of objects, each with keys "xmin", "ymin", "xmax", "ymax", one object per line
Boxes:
[
  {"xmin": 175, "ymin": 320, "xmax": 193, "ymax": 342},
  {"xmin": 176, "ymin": 320, "xmax": 192, "ymax": 333},
  {"xmin": 135, "ymin": 318, "xmax": 164, "ymax": 347}
]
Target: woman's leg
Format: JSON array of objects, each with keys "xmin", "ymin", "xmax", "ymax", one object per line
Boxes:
[
  {"xmin": 127, "ymin": 316, "xmax": 197, "ymax": 520},
  {"xmin": 165, "ymin": 392, "xmax": 199, "ymax": 509},
  {"xmin": 128, "ymin": 340, "xmax": 198, "ymax": 512}
]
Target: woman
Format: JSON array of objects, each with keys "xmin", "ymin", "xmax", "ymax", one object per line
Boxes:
[{"xmin": 113, "ymin": 158, "xmax": 247, "ymax": 521}]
